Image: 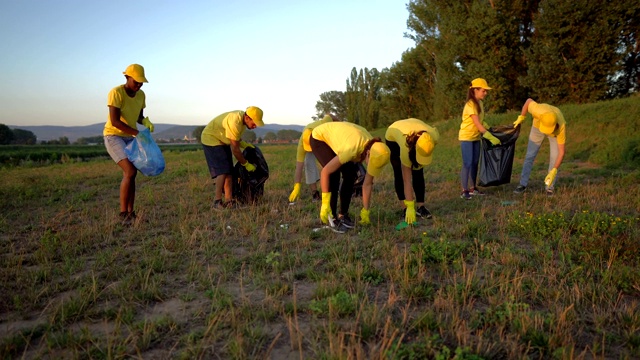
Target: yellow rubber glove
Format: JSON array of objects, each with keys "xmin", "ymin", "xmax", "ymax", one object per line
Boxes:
[
  {"xmin": 242, "ymin": 162, "xmax": 256, "ymax": 172},
  {"xmin": 482, "ymin": 131, "xmax": 501, "ymax": 146},
  {"xmin": 288, "ymin": 183, "xmax": 301, "ymax": 202},
  {"xmin": 141, "ymin": 117, "xmax": 154, "ymax": 132},
  {"xmin": 240, "ymin": 140, "xmax": 255, "ymax": 149},
  {"xmin": 360, "ymin": 208, "xmax": 370, "ymax": 225},
  {"xmin": 404, "ymin": 200, "xmax": 416, "ymax": 225},
  {"xmin": 514, "ymin": 115, "xmax": 525, "ymax": 127},
  {"xmin": 544, "ymin": 168, "xmax": 557, "ymax": 186},
  {"xmin": 320, "ymin": 192, "xmax": 332, "ymax": 224}
]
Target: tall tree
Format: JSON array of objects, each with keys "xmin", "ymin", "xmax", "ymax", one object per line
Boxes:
[
  {"xmin": 315, "ymin": 91, "xmax": 347, "ymax": 120},
  {"xmin": 379, "ymin": 45, "xmax": 436, "ymax": 124},
  {"xmin": 523, "ymin": 0, "xmax": 631, "ymax": 103},
  {"xmin": 346, "ymin": 67, "xmax": 382, "ymax": 128}
]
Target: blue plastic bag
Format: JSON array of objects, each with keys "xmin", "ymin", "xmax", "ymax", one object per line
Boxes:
[{"xmin": 124, "ymin": 128, "xmax": 165, "ymax": 176}]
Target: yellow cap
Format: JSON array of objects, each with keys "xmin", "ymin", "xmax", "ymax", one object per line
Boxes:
[
  {"xmin": 123, "ymin": 64, "xmax": 148, "ymax": 83},
  {"xmin": 469, "ymin": 78, "xmax": 491, "ymax": 90},
  {"xmin": 367, "ymin": 142, "xmax": 390, "ymax": 177},
  {"xmin": 245, "ymin": 106, "xmax": 264, "ymax": 127},
  {"xmin": 302, "ymin": 128, "xmax": 313, "ymax": 152},
  {"xmin": 539, "ymin": 112, "xmax": 557, "ymax": 135},
  {"xmin": 416, "ymin": 132, "xmax": 436, "ymax": 166}
]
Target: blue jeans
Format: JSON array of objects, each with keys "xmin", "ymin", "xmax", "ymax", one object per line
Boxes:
[
  {"xmin": 519, "ymin": 126, "xmax": 559, "ymax": 190},
  {"xmin": 460, "ymin": 141, "xmax": 480, "ymax": 191}
]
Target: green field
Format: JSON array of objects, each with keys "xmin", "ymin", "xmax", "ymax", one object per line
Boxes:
[{"xmin": 1, "ymin": 97, "xmax": 639, "ymax": 359}]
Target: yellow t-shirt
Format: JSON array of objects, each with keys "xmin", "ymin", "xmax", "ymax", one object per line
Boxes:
[
  {"xmin": 458, "ymin": 100, "xmax": 484, "ymax": 141},
  {"xmin": 528, "ymin": 101, "xmax": 567, "ymax": 145},
  {"xmin": 296, "ymin": 115, "xmax": 332, "ymax": 162},
  {"xmin": 104, "ymin": 85, "xmax": 146, "ymax": 137},
  {"xmin": 201, "ymin": 111, "xmax": 246, "ymax": 146},
  {"xmin": 311, "ymin": 122, "xmax": 372, "ymax": 165},
  {"xmin": 385, "ymin": 118, "xmax": 439, "ymax": 169}
]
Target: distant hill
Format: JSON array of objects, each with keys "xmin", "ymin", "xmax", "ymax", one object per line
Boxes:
[{"xmin": 7, "ymin": 123, "xmax": 305, "ymax": 142}]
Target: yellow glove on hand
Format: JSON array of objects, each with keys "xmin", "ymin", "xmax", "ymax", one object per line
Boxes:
[
  {"xmin": 404, "ymin": 200, "xmax": 416, "ymax": 225},
  {"xmin": 482, "ymin": 131, "xmax": 501, "ymax": 146},
  {"xmin": 320, "ymin": 192, "xmax": 332, "ymax": 224},
  {"xmin": 514, "ymin": 115, "xmax": 525, "ymax": 127},
  {"xmin": 141, "ymin": 117, "xmax": 154, "ymax": 132},
  {"xmin": 240, "ymin": 141, "xmax": 255, "ymax": 149},
  {"xmin": 288, "ymin": 183, "xmax": 301, "ymax": 202},
  {"xmin": 360, "ymin": 208, "xmax": 370, "ymax": 225},
  {"xmin": 545, "ymin": 168, "xmax": 557, "ymax": 186},
  {"xmin": 242, "ymin": 162, "xmax": 256, "ymax": 172}
]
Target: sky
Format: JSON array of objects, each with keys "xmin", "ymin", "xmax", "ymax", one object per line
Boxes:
[{"xmin": 0, "ymin": 0, "xmax": 415, "ymax": 127}]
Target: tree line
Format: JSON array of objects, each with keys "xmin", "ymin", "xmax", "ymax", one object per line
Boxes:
[{"xmin": 316, "ymin": 0, "xmax": 639, "ymax": 128}]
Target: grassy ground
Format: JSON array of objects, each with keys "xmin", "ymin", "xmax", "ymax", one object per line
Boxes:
[{"xmin": 1, "ymin": 97, "xmax": 639, "ymax": 359}]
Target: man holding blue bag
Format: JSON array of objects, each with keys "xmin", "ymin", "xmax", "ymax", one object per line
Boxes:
[
  {"xmin": 103, "ymin": 64, "xmax": 155, "ymax": 225},
  {"xmin": 202, "ymin": 107, "xmax": 265, "ymax": 210}
]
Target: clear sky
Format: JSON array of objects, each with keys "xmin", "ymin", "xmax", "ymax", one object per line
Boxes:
[{"xmin": 0, "ymin": 0, "xmax": 414, "ymax": 127}]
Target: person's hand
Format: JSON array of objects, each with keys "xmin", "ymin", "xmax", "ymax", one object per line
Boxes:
[
  {"xmin": 360, "ymin": 208, "xmax": 370, "ymax": 225},
  {"xmin": 482, "ymin": 131, "xmax": 501, "ymax": 146},
  {"xmin": 545, "ymin": 168, "xmax": 557, "ymax": 186},
  {"xmin": 240, "ymin": 141, "xmax": 255, "ymax": 149},
  {"xmin": 404, "ymin": 200, "xmax": 416, "ymax": 225},
  {"xmin": 513, "ymin": 115, "xmax": 525, "ymax": 127},
  {"xmin": 320, "ymin": 192, "xmax": 332, "ymax": 224},
  {"xmin": 242, "ymin": 162, "xmax": 256, "ymax": 172},
  {"xmin": 288, "ymin": 183, "xmax": 301, "ymax": 202},
  {"xmin": 141, "ymin": 117, "xmax": 154, "ymax": 132}
]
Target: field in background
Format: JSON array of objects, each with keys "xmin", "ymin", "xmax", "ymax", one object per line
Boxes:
[{"xmin": 1, "ymin": 97, "xmax": 639, "ymax": 359}]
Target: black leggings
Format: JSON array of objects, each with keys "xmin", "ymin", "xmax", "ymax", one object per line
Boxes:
[
  {"xmin": 386, "ymin": 140, "xmax": 425, "ymax": 203},
  {"xmin": 310, "ymin": 137, "xmax": 358, "ymax": 216}
]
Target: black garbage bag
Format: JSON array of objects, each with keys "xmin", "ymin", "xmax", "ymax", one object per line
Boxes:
[
  {"xmin": 351, "ymin": 162, "xmax": 367, "ymax": 198},
  {"xmin": 232, "ymin": 146, "xmax": 269, "ymax": 204},
  {"xmin": 479, "ymin": 124, "xmax": 521, "ymax": 187}
]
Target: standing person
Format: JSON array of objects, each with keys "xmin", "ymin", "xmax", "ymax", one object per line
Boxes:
[
  {"xmin": 513, "ymin": 98, "xmax": 566, "ymax": 196},
  {"xmin": 310, "ymin": 122, "xmax": 390, "ymax": 233},
  {"xmin": 201, "ymin": 107, "xmax": 264, "ymax": 209},
  {"xmin": 385, "ymin": 118, "xmax": 439, "ymax": 224},
  {"xmin": 288, "ymin": 113, "xmax": 341, "ymax": 203},
  {"xmin": 458, "ymin": 78, "xmax": 501, "ymax": 200},
  {"xmin": 104, "ymin": 64, "xmax": 155, "ymax": 225}
]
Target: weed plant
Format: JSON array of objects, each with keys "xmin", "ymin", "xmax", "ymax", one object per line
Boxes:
[{"xmin": 1, "ymin": 98, "xmax": 639, "ymax": 358}]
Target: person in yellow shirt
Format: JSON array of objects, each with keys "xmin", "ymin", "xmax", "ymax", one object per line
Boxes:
[
  {"xmin": 288, "ymin": 114, "xmax": 341, "ymax": 203},
  {"xmin": 458, "ymin": 78, "xmax": 501, "ymax": 200},
  {"xmin": 385, "ymin": 118, "xmax": 439, "ymax": 224},
  {"xmin": 310, "ymin": 122, "xmax": 390, "ymax": 233},
  {"xmin": 201, "ymin": 107, "xmax": 264, "ymax": 209},
  {"xmin": 103, "ymin": 64, "xmax": 154, "ymax": 225},
  {"xmin": 513, "ymin": 98, "xmax": 566, "ymax": 196}
]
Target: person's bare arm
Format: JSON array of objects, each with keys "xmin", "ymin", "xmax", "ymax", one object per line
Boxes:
[
  {"xmin": 320, "ymin": 156, "xmax": 342, "ymax": 193},
  {"xmin": 401, "ymin": 165, "xmax": 414, "ymax": 202},
  {"xmin": 229, "ymin": 139, "xmax": 247, "ymax": 164},
  {"xmin": 108, "ymin": 106, "xmax": 138, "ymax": 136}
]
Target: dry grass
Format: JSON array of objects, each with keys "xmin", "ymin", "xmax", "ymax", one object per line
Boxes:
[{"xmin": 1, "ymin": 108, "xmax": 640, "ymax": 359}]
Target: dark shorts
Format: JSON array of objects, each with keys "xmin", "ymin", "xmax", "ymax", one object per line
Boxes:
[{"xmin": 203, "ymin": 144, "xmax": 232, "ymax": 178}]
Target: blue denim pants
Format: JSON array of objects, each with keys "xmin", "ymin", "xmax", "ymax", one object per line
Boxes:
[
  {"xmin": 460, "ymin": 140, "xmax": 480, "ymax": 191},
  {"xmin": 519, "ymin": 126, "xmax": 559, "ymax": 190}
]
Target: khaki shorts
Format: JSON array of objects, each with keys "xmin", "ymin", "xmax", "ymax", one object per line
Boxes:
[{"xmin": 104, "ymin": 135, "xmax": 134, "ymax": 163}]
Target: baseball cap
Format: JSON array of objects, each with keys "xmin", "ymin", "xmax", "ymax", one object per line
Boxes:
[
  {"xmin": 123, "ymin": 64, "xmax": 148, "ymax": 83},
  {"xmin": 416, "ymin": 132, "xmax": 436, "ymax": 166},
  {"xmin": 539, "ymin": 112, "xmax": 557, "ymax": 135},
  {"xmin": 367, "ymin": 142, "xmax": 390, "ymax": 177},
  {"xmin": 245, "ymin": 106, "xmax": 264, "ymax": 127}
]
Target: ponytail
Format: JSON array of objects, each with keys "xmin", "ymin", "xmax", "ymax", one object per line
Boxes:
[
  {"xmin": 359, "ymin": 137, "xmax": 382, "ymax": 162},
  {"xmin": 405, "ymin": 131, "xmax": 426, "ymax": 169}
]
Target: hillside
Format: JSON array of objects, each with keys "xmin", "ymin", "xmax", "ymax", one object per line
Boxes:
[{"xmin": 7, "ymin": 123, "xmax": 305, "ymax": 142}]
